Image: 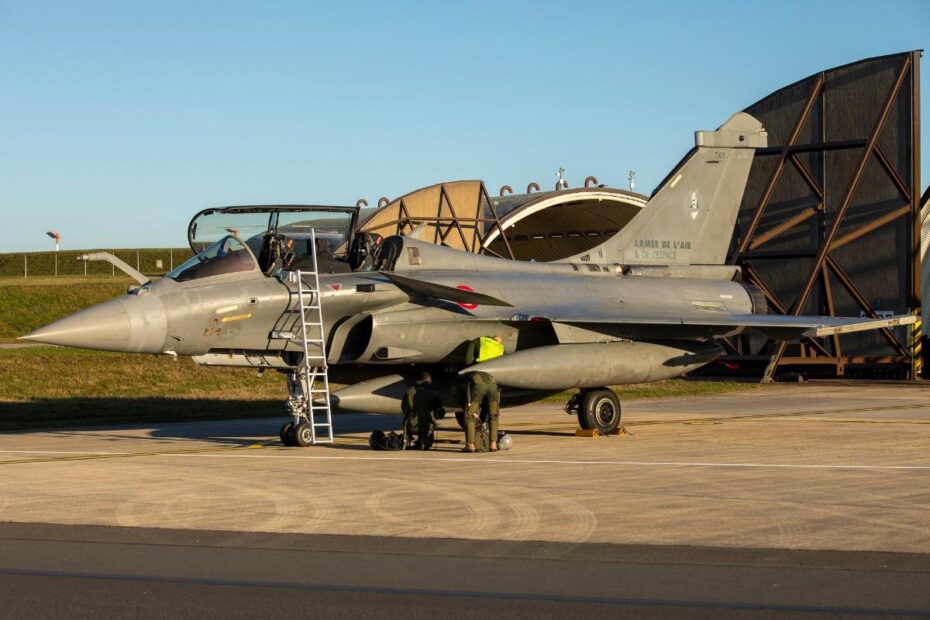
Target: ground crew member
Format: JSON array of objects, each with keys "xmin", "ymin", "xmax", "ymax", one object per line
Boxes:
[
  {"xmin": 460, "ymin": 335, "xmax": 505, "ymax": 452},
  {"xmin": 464, "ymin": 335, "xmax": 505, "ymax": 365},
  {"xmin": 401, "ymin": 371, "xmax": 444, "ymax": 450},
  {"xmin": 460, "ymin": 371, "xmax": 501, "ymax": 452}
]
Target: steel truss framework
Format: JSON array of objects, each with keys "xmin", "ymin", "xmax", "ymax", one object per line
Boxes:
[
  {"xmin": 722, "ymin": 51, "xmax": 922, "ymax": 380},
  {"xmin": 357, "ymin": 180, "xmax": 516, "ymax": 259}
]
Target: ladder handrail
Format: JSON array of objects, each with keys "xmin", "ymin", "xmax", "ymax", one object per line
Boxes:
[{"xmin": 293, "ymin": 228, "xmax": 335, "ymax": 445}]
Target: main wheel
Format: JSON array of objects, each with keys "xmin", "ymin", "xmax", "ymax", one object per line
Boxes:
[
  {"xmin": 578, "ymin": 389, "xmax": 621, "ymax": 434},
  {"xmin": 569, "ymin": 393, "xmax": 590, "ymax": 430},
  {"xmin": 293, "ymin": 422, "xmax": 314, "ymax": 447},
  {"xmin": 279, "ymin": 422, "xmax": 295, "ymax": 446}
]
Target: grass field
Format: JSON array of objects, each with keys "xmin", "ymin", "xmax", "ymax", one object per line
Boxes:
[
  {"xmin": 0, "ymin": 276, "xmax": 135, "ymax": 342},
  {"xmin": 0, "ymin": 276, "xmax": 756, "ymax": 430},
  {"xmin": 0, "ymin": 347, "xmax": 286, "ymax": 430},
  {"xmin": 0, "ymin": 276, "xmax": 286, "ymax": 430}
]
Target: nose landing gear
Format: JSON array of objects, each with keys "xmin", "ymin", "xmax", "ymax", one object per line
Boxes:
[
  {"xmin": 279, "ymin": 421, "xmax": 296, "ymax": 446},
  {"xmin": 280, "ymin": 419, "xmax": 315, "ymax": 446}
]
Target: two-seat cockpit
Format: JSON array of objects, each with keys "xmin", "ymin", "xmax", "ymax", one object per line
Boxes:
[{"xmin": 173, "ymin": 205, "xmax": 400, "ymax": 283}]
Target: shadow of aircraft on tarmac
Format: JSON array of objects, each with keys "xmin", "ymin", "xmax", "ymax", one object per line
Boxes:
[
  {"xmin": 0, "ymin": 398, "xmax": 405, "ymax": 448},
  {"xmin": 0, "ymin": 399, "xmax": 564, "ymax": 451}
]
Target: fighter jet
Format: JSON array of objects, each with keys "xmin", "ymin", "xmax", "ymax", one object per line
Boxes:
[{"xmin": 22, "ymin": 112, "xmax": 914, "ymax": 444}]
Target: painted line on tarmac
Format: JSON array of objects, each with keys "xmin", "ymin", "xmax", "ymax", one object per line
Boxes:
[
  {"xmin": 158, "ymin": 452, "xmax": 930, "ymax": 471},
  {"xmin": 0, "ymin": 443, "xmax": 272, "ymax": 466},
  {"xmin": 625, "ymin": 403, "xmax": 930, "ymax": 427},
  {"xmin": 0, "ymin": 450, "xmax": 122, "ymax": 455}
]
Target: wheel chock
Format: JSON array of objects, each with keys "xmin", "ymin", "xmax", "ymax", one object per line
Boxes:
[{"xmin": 575, "ymin": 426, "xmax": 629, "ymax": 438}]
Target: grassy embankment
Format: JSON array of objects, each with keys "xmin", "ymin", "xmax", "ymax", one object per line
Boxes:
[
  {"xmin": 0, "ymin": 275, "xmax": 136, "ymax": 343},
  {"xmin": 0, "ymin": 275, "xmax": 754, "ymax": 430},
  {"xmin": 0, "ymin": 275, "xmax": 285, "ymax": 429}
]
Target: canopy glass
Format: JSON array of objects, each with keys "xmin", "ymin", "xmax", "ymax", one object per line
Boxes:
[{"xmin": 187, "ymin": 205, "xmax": 361, "ymax": 275}]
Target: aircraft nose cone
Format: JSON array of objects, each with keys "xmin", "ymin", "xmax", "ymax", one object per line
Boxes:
[{"xmin": 20, "ymin": 295, "xmax": 168, "ymax": 353}]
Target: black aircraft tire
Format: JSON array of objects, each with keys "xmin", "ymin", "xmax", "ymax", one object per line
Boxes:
[
  {"xmin": 294, "ymin": 422, "xmax": 314, "ymax": 447},
  {"xmin": 575, "ymin": 392, "xmax": 592, "ymax": 430},
  {"xmin": 279, "ymin": 422, "xmax": 295, "ymax": 446},
  {"xmin": 576, "ymin": 412, "xmax": 591, "ymax": 430},
  {"xmin": 579, "ymin": 389, "xmax": 621, "ymax": 434}
]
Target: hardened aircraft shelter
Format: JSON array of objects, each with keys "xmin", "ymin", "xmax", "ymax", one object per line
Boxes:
[{"xmin": 351, "ymin": 52, "xmax": 923, "ymax": 381}]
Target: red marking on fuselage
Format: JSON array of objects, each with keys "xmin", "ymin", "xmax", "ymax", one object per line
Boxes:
[{"xmin": 456, "ymin": 285, "xmax": 478, "ymax": 310}]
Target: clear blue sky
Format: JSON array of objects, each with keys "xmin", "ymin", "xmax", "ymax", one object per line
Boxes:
[{"xmin": 1, "ymin": 0, "xmax": 928, "ymax": 251}]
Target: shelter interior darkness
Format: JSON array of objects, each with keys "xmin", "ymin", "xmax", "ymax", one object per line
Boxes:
[{"xmin": 485, "ymin": 189, "xmax": 645, "ymax": 262}]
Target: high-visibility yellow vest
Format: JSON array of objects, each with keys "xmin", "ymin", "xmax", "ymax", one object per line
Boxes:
[{"xmin": 476, "ymin": 336, "xmax": 505, "ymax": 362}]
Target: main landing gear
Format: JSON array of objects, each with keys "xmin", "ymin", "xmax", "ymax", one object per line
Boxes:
[{"xmin": 566, "ymin": 388, "xmax": 622, "ymax": 434}]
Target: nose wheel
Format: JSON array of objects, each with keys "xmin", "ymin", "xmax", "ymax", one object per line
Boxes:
[
  {"xmin": 279, "ymin": 422, "xmax": 296, "ymax": 447},
  {"xmin": 292, "ymin": 422, "xmax": 314, "ymax": 447}
]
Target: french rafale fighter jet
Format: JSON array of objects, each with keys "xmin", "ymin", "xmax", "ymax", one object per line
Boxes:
[{"xmin": 22, "ymin": 112, "xmax": 914, "ymax": 444}]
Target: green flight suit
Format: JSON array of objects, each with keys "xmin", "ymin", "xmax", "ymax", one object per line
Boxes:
[
  {"xmin": 401, "ymin": 381, "xmax": 444, "ymax": 447},
  {"xmin": 463, "ymin": 371, "xmax": 500, "ymax": 446}
]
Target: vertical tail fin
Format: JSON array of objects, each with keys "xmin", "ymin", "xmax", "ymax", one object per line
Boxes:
[{"xmin": 563, "ymin": 112, "xmax": 767, "ymax": 266}]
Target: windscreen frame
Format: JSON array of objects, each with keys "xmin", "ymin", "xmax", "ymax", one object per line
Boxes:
[
  {"xmin": 187, "ymin": 205, "xmax": 361, "ymax": 254},
  {"xmin": 167, "ymin": 234, "xmax": 261, "ymax": 282}
]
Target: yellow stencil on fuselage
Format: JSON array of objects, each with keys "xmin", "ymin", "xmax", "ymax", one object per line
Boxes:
[{"xmin": 219, "ymin": 313, "xmax": 253, "ymax": 323}]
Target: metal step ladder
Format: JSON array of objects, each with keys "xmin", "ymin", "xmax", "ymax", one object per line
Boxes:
[{"xmin": 286, "ymin": 229, "xmax": 334, "ymax": 445}]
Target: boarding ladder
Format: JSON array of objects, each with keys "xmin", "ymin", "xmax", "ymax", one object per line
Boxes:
[{"xmin": 288, "ymin": 229, "xmax": 334, "ymax": 444}]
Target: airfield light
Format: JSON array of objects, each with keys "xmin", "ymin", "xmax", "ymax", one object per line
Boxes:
[
  {"xmin": 45, "ymin": 230, "xmax": 61, "ymax": 252},
  {"xmin": 45, "ymin": 231, "xmax": 61, "ymax": 276}
]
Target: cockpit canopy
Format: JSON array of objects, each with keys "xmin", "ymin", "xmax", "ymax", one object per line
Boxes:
[
  {"xmin": 188, "ymin": 205, "xmax": 360, "ymax": 275},
  {"xmin": 167, "ymin": 235, "xmax": 256, "ymax": 282}
]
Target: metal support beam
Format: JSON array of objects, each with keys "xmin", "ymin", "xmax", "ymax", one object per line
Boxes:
[
  {"xmin": 761, "ymin": 55, "xmax": 913, "ymax": 382},
  {"xmin": 739, "ymin": 74, "xmax": 825, "ymax": 254}
]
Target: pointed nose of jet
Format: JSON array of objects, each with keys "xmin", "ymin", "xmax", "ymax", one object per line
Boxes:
[{"xmin": 20, "ymin": 294, "xmax": 168, "ymax": 353}]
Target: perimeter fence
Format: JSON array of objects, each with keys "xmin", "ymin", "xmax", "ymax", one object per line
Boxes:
[{"xmin": 0, "ymin": 248, "xmax": 195, "ymax": 278}]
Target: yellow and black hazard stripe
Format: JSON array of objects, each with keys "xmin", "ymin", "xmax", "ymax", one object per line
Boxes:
[{"xmin": 910, "ymin": 309, "xmax": 922, "ymax": 378}]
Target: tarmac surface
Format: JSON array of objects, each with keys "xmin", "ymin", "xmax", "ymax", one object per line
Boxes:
[
  {"xmin": 1, "ymin": 383, "xmax": 929, "ymax": 617},
  {"xmin": 2, "ymin": 522, "xmax": 928, "ymax": 619}
]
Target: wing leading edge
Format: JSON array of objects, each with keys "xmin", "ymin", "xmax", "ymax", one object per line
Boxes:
[{"xmin": 377, "ymin": 271, "xmax": 914, "ymax": 342}]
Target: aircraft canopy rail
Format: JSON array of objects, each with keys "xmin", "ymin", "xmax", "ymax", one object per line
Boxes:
[
  {"xmin": 187, "ymin": 205, "xmax": 361, "ymax": 275},
  {"xmin": 188, "ymin": 204, "xmax": 360, "ymax": 253}
]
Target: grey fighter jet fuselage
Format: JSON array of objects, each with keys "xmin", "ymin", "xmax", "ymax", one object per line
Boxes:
[{"xmin": 23, "ymin": 112, "xmax": 915, "ymax": 433}]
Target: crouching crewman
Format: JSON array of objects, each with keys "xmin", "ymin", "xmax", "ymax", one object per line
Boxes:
[{"xmin": 402, "ymin": 371, "xmax": 444, "ymax": 450}]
